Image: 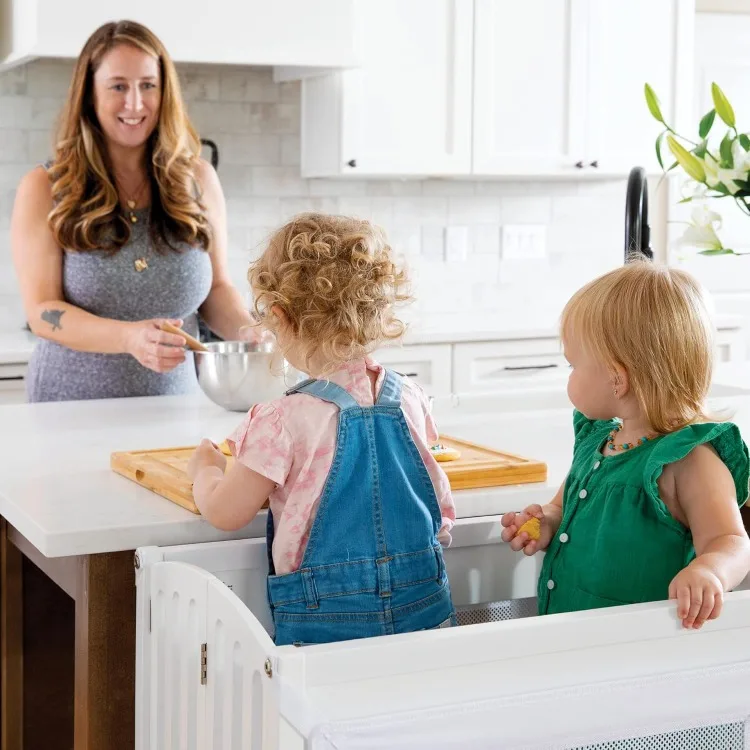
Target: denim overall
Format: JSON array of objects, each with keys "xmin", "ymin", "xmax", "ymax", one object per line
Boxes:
[{"xmin": 266, "ymin": 369, "xmax": 455, "ymax": 646}]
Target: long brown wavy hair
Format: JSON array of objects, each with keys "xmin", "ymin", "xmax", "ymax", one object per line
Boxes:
[{"xmin": 47, "ymin": 20, "xmax": 211, "ymax": 254}]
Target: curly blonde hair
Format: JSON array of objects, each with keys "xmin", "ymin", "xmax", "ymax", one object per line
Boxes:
[
  {"xmin": 47, "ymin": 20, "xmax": 211, "ymax": 254},
  {"xmin": 561, "ymin": 260, "xmax": 716, "ymax": 434},
  {"xmin": 249, "ymin": 213, "xmax": 412, "ymax": 372}
]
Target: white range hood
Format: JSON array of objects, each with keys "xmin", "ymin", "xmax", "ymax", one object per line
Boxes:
[{"xmin": 0, "ymin": 0, "xmax": 360, "ymax": 72}]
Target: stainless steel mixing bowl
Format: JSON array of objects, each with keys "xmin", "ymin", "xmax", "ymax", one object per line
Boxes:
[{"xmin": 193, "ymin": 341, "xmax": 300, "ymax": 411}]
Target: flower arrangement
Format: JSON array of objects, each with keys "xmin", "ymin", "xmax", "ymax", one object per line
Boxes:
[{"xmin": 645, "ymin": 82, "xmax": 749, "ymax": 256}]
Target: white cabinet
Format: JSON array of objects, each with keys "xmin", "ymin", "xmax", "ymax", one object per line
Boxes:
[
  {"xmin": 298, "ymin": 0, "xmax": 693, "ymax": 178},
  {"xmin": 452, "ymin": 339, "xmax": 565, "ymax": 394},
  {"xmin": 473, "ymin": 0, "xmax": 694, "ymax": 177},
  {"xmin": 0, "ymin": 364, "xmax": 26, "ymax": 405},
  {"xmin": 299, "ymin": 0, "xmax": 473, "ymax": 177},
  {"xmin": 0, "ymin": 0, "xmax": 359, "ymax": 71},
  {"xmin": 373, "ymin": 343, "xmax": 453, "ymax": 397},
  {"xmin": 585, "ymin": 1, "xmax": 694, "ymax": 175},
  {"xmin": 472, "ymin": 0, "xmax": 588, "ymax": 176}
]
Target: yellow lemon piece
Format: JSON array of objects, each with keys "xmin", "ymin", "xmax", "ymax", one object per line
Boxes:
[
  {"xmin": 517, "ymin": 517, "xmax": 541, "ymax": 541},
  {"xmin": 218, "ymin": 440, "xmax": 232, "ymax": 456}
]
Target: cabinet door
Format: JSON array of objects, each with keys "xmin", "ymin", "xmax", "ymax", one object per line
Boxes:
[
  {"xmin": 472, "ymin": 0, "xmax": 589, "ymax": 176},
  {"xmin": 303, "ymin": 0, "xmax": 473, "ymax": 177},
  {"xmin": 585, "ymin": 0, "xmax": 694, "ymax": 176}
]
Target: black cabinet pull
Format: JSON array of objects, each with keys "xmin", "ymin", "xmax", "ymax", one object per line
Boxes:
[
  {"xmin": 575, "ymin": 160, "xmax": 584, "ymax": 168},
  {"xmin": 347, "ymin": 159, "xmax": 357, "ymax": 168},
  {"xmin": 501, "ymin": 364, "xmax": 558, "ymax": 372},
  {"xmin": 590, "ymin": 160, "xmax": 599, "ymax": 168}
]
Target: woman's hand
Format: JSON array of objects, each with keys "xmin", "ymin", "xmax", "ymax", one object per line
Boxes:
[
  {"xmin": 238, "ymin": 324, "xmax": 275, "ymax": 346},
  {"xmin": 123, "ymin": 318, "xmax": 187, "ymax": 373}
]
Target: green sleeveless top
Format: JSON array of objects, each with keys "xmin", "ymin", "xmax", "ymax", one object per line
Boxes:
[{"xmin": 537, "ymin": 410, "xmax": 750, "ymax": 615}]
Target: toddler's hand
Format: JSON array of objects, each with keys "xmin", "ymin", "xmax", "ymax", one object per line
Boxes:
[
  {"xmin": 187, "ymin": 438, "xmax": 227, "ymax": 480},
  {"xmin": 500, "ymin": 504, "xmax": 553, "ymax": 555},
  {"xmin": 669, "ymin": 563, "xmax": 723, "ymax": 629}
]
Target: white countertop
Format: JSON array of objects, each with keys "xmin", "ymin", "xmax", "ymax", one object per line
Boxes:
[{"xmin": 3, "ymin": 379, "xmax": 750, "ymax": 558}]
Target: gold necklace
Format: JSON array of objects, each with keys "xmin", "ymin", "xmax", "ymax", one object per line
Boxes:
[
  {"xmin": 116, "ymin": 174, "xmax": 149, "ymax": 224},
  {"xmin": 116, "ymin": 174, "xmax": 151, "ymax": 272}
]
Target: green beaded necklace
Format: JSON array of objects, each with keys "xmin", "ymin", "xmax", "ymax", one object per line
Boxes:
[{"xmin": 605, "ymin": 423, "xmax": 653, "ymax": 452}]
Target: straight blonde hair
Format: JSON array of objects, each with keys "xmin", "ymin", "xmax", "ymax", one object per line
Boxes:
[{"xmin": 561, "ymin": 260, "xmax": 715, "ymax": 434}]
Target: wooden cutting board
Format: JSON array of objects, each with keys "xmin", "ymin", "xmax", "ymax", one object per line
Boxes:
[{"xmin": 110, "ymin": 435, "xmax": 547, "ymax": 514}]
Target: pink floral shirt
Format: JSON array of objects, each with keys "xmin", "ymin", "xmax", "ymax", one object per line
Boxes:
[{"xmin": 227, "ymin": 357, "xmax": 456, "ymax": 575}]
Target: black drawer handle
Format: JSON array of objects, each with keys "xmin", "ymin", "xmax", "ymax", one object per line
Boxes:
[
  {"xmin": 0, "ymin": 376, "xmax": 24, "ymax": 382},
  {"xmin": 501, "ymin": 364, "xmax": 559, "ymax": 372}
]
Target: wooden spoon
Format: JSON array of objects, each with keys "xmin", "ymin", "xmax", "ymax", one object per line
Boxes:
[{"xmin": 160, "ymin": 321, "xmax": 209, "ymax": 352}]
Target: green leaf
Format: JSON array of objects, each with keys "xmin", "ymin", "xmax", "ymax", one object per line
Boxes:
[
  {"xmin": 667, "ymin": 136, "xmax": 706, "ymax": 182},
  {"xmin": 699, "ymin": 109, "xmax": 716, "ymax": 139},
  {"xmin": 740, "ymin": 134, "xmax": 750, "ymax": 150},
  {"xmin": 699, "ymin": 247, "xmax": 736, "ymax": 256},
  {"xmin": 693, "ymin": 140, "xmax": 708, "ymax": 159},
  {"xmin": 677, "ymin": 196, "xmax": 694, "ymax": 203},
  {"xmin": 720, "ymin": 132, "xmax": 734, "ymax": 167},
  {"xmin": 655, "ymin": 132, "xmax": 666, "ymax": 170},
  {"xmin": 644, "ymin": 83, "xmax": 665, "ymax": 124},
  {"xmin": 712, "ymin": 83, "xmax": 736, "ymax": 128}
]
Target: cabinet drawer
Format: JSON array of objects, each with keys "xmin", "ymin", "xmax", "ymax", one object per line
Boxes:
[
  {"xmin": 0, "ymin": 363, "xmax": 28, "ymax": 404},
  {"xmin": 453, "ymin": 339, "xmax": 565, "ymax": 393},
  {"xmin": 372, "ymin": 344, "xmax": 452, "ymax": 397}
]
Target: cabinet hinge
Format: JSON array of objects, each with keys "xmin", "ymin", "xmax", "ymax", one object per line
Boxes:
[{"xmin": 200, "ymin": 643, "xmax": 208, "ymax": 685}]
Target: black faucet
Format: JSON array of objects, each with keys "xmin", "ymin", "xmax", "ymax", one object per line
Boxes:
[
  {"xmin": 200, "ymin": 138, "xmax": 220, "ymax": 170},
  {"xmin": 624, "ymin": 166, "xmax": 653, "ymax": 262}
]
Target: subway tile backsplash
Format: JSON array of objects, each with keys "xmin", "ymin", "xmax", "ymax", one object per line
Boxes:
[{"xmin": 0, "ymin": 61, "xmax": 626, "ymax": 332}]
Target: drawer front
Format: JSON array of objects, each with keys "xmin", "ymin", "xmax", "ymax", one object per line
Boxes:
[
  {"xmin": 0, "ymin": 363, "xmax": 27, "ymax": 405},
  {"xmin": 453, "ymin": 339, "xmax": 566, "ymax": 393},
  {"xmin": 372, "ymin": 344, "xmax": 452, "ymax": 397}
]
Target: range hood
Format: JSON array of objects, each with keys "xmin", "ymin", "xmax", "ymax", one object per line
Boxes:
[{"xmin": 0, "ymin": 0, "xmax": 360, "ymax": 73}]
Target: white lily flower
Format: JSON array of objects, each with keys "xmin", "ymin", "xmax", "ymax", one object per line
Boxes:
[
  {"xmin": 677, "ymin": 203, "xmax": 725, "ymax": 251},
  {"xmin": 702, "ymin": 151, "xmax": 745, "ymax": 195}
]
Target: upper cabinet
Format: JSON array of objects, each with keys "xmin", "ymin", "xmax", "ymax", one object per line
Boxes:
[
  {"xmin": 301, "ymin": 0, "xmax": 695, "ymax": 178},
  {"xmin": 299, "ymin": 0, "xmax": 474, "ymax": 178},
  {"xmin": 471, "ymin": 0, "xmax": 588, "ymax": 176},
  {"xmin": 0, "ymin": 0, "xmax": 359, "ymax": 71},
  {"xmin": 584, "ymin": 0, "xmax": 694, "ymax": 176}
]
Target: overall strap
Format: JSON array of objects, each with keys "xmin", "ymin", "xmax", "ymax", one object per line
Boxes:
[
  {"xmin": 375, "ymin": 369, "xmax": 403, "ymax": 407},
  {"xmin": 285, "ymin": 378, "xmax": 359, "ymax": 411}
]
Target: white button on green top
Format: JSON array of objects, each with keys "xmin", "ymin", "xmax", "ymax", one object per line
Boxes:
[
  {"xmin": 593, "ymin": 461, "xmax": 601, "ymax": 470},
  {"xmin": 579, "ymin": 489, "xmax": 588, "ymax": 499},
  {"xmin": 559, "ymin": 533, "xmax": 569, "ymax": 543},
  {"xmin": 547, "ymin": 580, "xmax": 555, "ymax": 590}
]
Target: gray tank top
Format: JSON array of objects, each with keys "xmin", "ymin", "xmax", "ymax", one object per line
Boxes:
[{"xmin": 27, "ymin": 205, "xmax": 213, "ymax": 402}]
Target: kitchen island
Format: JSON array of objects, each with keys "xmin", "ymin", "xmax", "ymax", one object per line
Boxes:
[{"xmin": 1, "ymin": 389, "xmax": 748, "ymax": 749}]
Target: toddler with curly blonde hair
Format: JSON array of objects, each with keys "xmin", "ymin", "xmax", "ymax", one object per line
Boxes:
[{"xmin": 188, "ymin": 213, "xmax": 456, "ymax": 646}]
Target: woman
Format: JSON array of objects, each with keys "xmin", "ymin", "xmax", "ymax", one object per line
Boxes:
[{"xmin": 11, "ymin": 20, "xmax": 255, "ymax": 401}]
